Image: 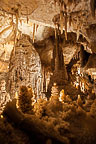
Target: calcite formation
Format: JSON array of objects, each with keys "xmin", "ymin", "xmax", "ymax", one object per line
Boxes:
[
  {"xmin": 51, "ymin": 83, "xmax": 59, "ymax": 101},
  {"xmin": 7, "ymin": 35, "xmax": 42, "ymax": 98}
]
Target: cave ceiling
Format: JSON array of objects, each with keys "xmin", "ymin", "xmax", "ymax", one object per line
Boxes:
[{"xmin": 0, "ymin": 0, "xmax": 96, "ymax": 74}]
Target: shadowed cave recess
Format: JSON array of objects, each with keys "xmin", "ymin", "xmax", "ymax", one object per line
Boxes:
[{"xmin": 1, "ymin": 0, "xmax": 96, "ymax": 144}]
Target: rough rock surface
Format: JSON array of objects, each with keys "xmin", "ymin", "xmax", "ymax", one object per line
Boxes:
[{"xmin": 7, "ymin": 35, "xmax": 42, "ymax": 98}]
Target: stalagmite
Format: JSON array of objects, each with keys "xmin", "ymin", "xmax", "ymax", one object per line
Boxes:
[
  {"xmin": 15, "ymin": 91, "xmax": 19, "ymax": 108},
  {"xmin": 50, "ymin": 83, "xmax": 59, "ymax": 101},
  {"xmin": 0, "ymin": 80, "xmax": 10, "ymax": 113},
  {"xmin": 77, "ymin": 95, "xmax": 83, "ymax": 107},
  {"xmin": 59, "ymin": 89, "xmax": 66, "ymax": 102},
  {"xmin": 7, "ymin": 35, "xmax": 42, "ymax": 98},
  {"xmin": 18, "ymin": 86, "xmax": 32, "ymax": 113}
]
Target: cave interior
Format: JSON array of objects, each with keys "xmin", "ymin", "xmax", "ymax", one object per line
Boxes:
[{"xmin": 0, "ymin": 0, "xmax": 96, "ymax": 144}]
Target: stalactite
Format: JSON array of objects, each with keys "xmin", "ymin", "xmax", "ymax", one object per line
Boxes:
[
  {"xmin": 60, "ymin": 11, "xmax": 64, "ymax": 34},
  {"xmin": 20, "ymin": 19, "xmax": 22, "ymax": 25},
  {"xmin": 55, "ymin": 27, "xmax": 60, "ymax": 71},
  {"xmin": 12, "ymin": 14, "xmax": 13, "ymax": 23},
  {"xmin": 90, "ymin": 0, "xmax": 95, "ymax": 18},
  {"xmin": 65, "ymin": 12, "xmax": 67, "ymax": 40},
  {"xmin": 77, "ymin": 28, "xmax": 79, "ymax": 41},
  {"xmin": 26, "ymin": 7, "xmax": 29, "ymax": 24},
  {"xmin": 60, "ymin": 0, "xmax": 65, "ymax": 11},
  {"xmin": 69, "ymin": 15, "xmax": 72, "ymax": 27},
  {"xmin": 3, "ymin": 44, "xmax": 4, "ymax": 48},
  {"xmin": 54, "ymin": 0, "xmax": 57, "ymax": 7},
  {"xmin": 14, "ymin": 12, "xmax": 18, "ymax": 54},
  {"xmin": 43, "ymin": 67, "xmax": 46, "ymax": 92},
  {"xmin": 33, "ymin": 23, "xmax": 35, "ymax": 43},
  {"xmin": 55, "ymin": 24, "xmax": 57, "ymax": 39},
  {"xmin": 4, "ymin": 49, "xmax": 6, "ymax": 61},
  {"xmin": 36, "ymin": 24, "xmax": 39, "ymax": 32},
  {"xmin": 57, "ymin": 24, "xmax": 60, "ymax": 36},
  {"xmin": 76, "ymin": 17, "xmax": 79, "ymax": 41},
  {"xmin": 26, "ymin": 16, "xmax": 28, "ymax": 24},
  {"xmin": 16, "ymin": 13, "xmax": 18, "ymax": 32}
]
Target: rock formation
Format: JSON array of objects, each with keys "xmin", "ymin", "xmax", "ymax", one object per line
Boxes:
[{"xmin": 7, "ymin": 35, "xmax": 42, "ymax": 98}]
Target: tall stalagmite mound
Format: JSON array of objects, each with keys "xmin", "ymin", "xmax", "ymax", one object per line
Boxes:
[{"xmin": 7, "ymin": 35, "xmax": 42, "ymax": 98}]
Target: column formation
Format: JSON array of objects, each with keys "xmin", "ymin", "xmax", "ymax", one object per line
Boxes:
[{"xmin": 7, "ymin": 35, "xmax": 42, "ymax": 99}]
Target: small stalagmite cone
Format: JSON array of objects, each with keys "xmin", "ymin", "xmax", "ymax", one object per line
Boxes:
[{"xmin": 77, "ymin": 95, "xmax": 83, "ymax": 106}]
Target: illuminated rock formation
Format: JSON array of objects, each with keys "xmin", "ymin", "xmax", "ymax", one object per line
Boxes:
[
  {"xmin": 47, "ymin": 29, "xmax": 68, "ymax": 97},
  {"xmin": 7, "ymin": 35, "xmax": 42, "ymax": 98},
  {"xmin": 50, "ymin": 83, "xmax": 59, "ymax": 101}
]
